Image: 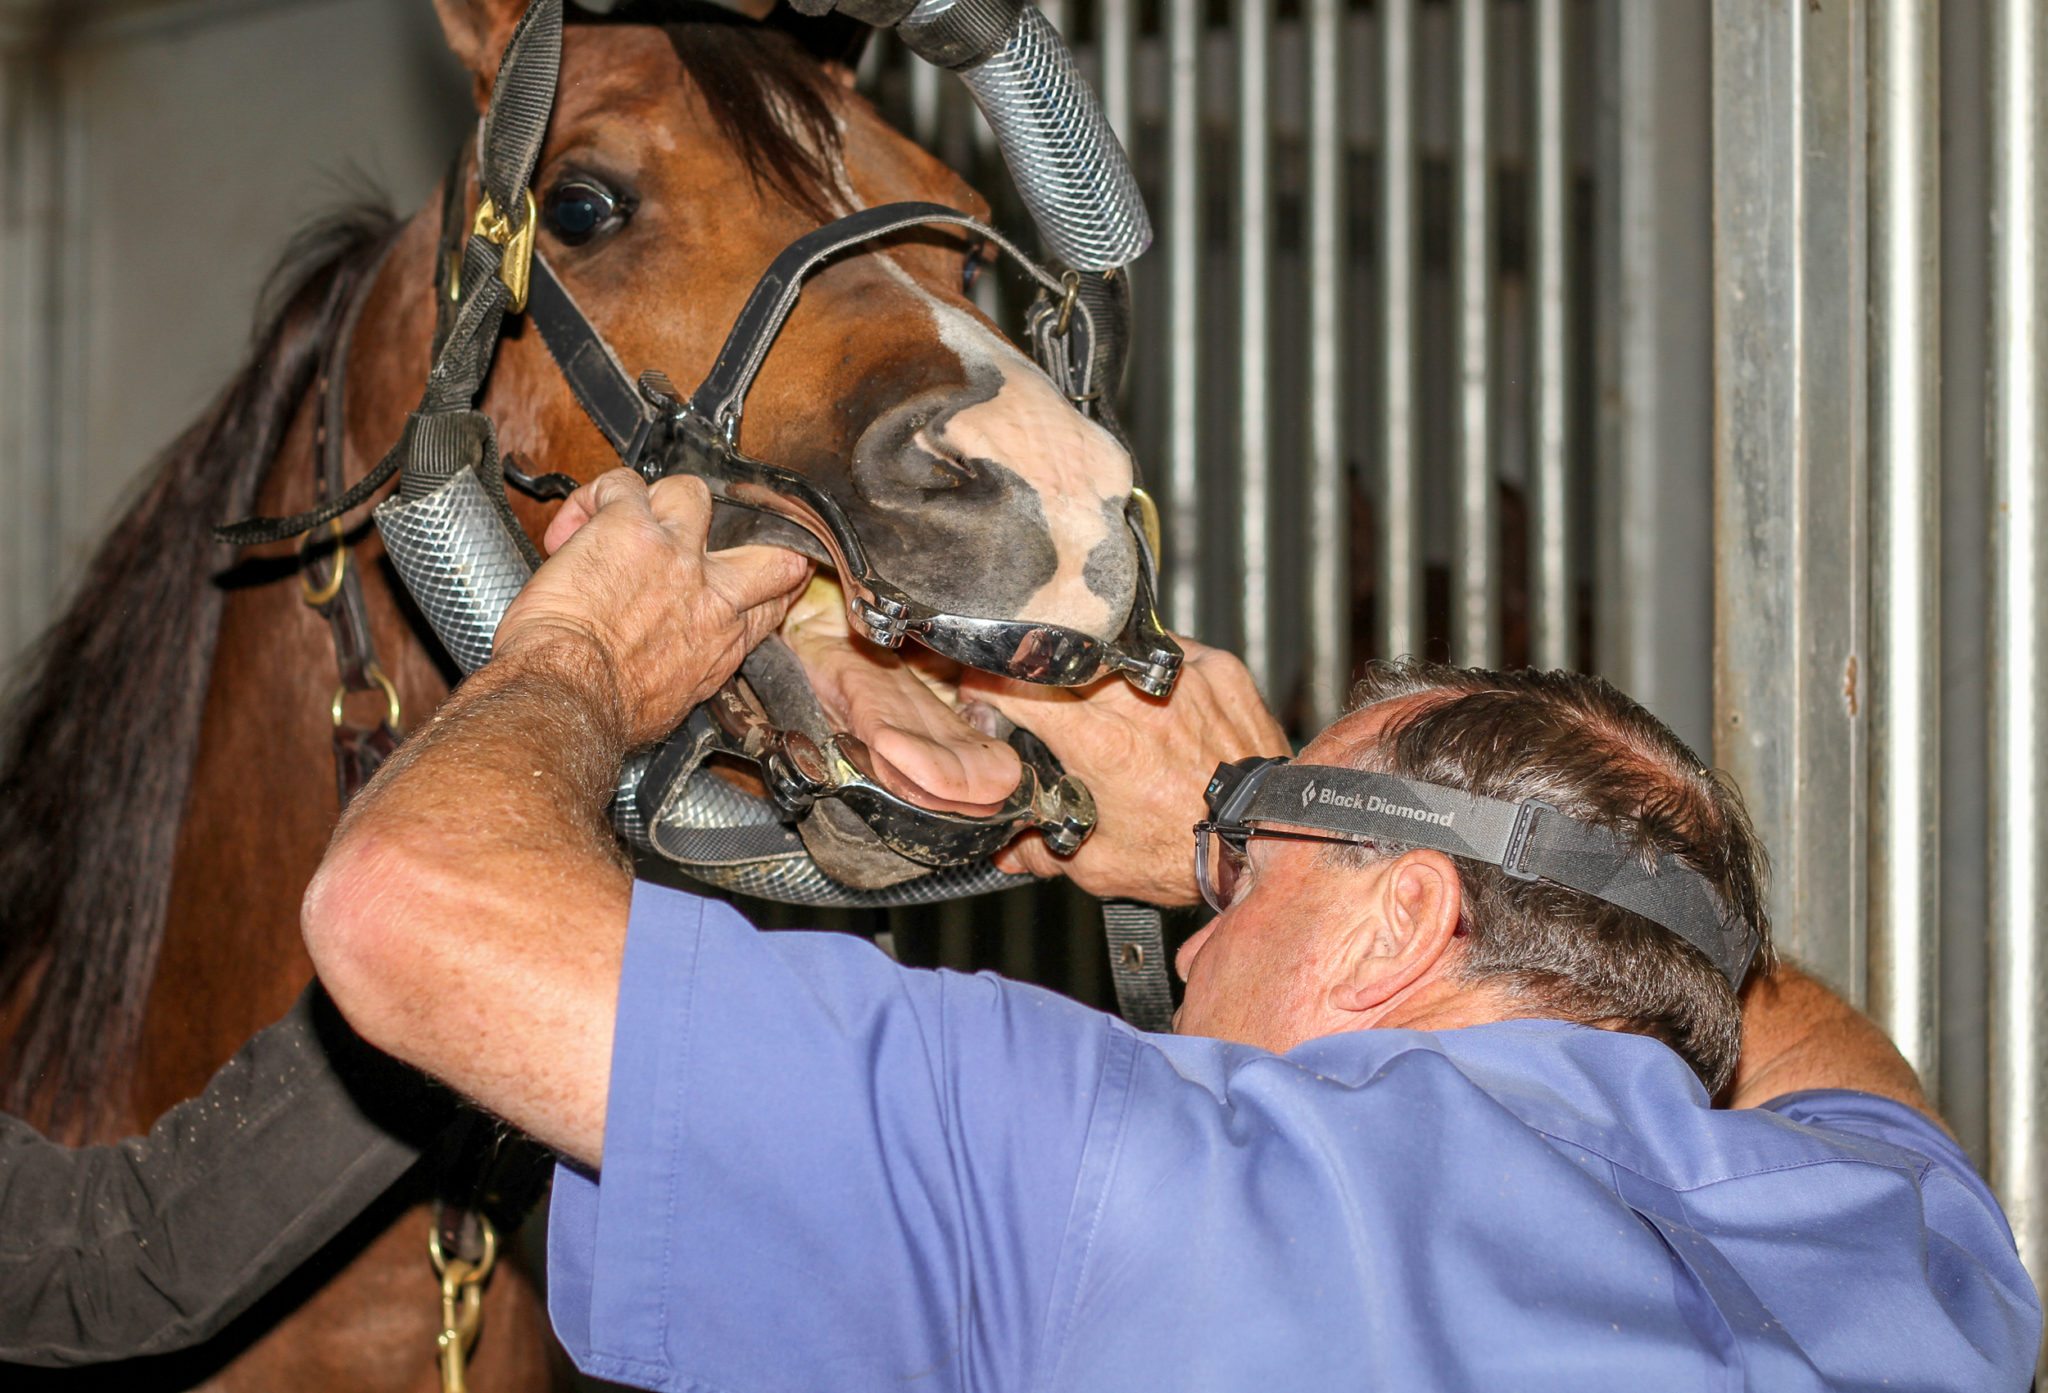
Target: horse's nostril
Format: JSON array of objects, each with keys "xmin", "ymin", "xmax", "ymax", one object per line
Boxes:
[{"xmin": 927, "ymin": 453, "xmax": 977, "ymax": 489}]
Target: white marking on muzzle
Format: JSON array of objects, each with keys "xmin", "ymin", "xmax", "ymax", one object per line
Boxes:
[
  {"xmin": 808, "ymin": 133, "xmax": 1136, "ymax": 638},
  {"xmin": 874, "ymin": 258, "xmax": 1135, "ymax": 639}
]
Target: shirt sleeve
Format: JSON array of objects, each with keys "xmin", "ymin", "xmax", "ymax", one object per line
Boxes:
[
  {"xmin": 1759, "ymin": 1089, "xmax": 2043, "ymax": 1357},
  {"xmin": 548, "ymin": 881, "xmax": 1136, "ymax": 1393},
  {"xmin": 0, "ymin": 982, "xmax": 448, "ymax": 1366}
]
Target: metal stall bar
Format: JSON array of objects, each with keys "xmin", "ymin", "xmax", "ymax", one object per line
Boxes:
[
  {"xmin": 1099, "ymin": 0, "xmax": 1134, "ymax": 146},
  {"xmin": 1454, "ymin": 0, "xmax": 1498, "ymax": 668},
  {"xmin": 909, "ymin": 44, "xmax": 941, "ymax": 150},
  {"xmin": 1867, "ymin": 0, "xmax": 1942, "ymax": 1093},
  {"xmin": 1165, "ymin": 0, "xmax": 1202, "ymax": 634},
  {"xmin": 1710, "ymin": 0, "xmax": 1868, "ymax": 992},
  {"xmin": 1380, "ymin": 0, "xmax": 1422, "ymax": 660},
  {"xmin": 1987, "ymin": 0, "xmax": 2048, "ymax": 1348},
  {"xmin": 1592, "ymin": 0, "xmax": 1716, "ymax": 755},
  {"xmin": 1238, "ymin": 0, "xmax": 1274, "ymax": 693},
  {"xmin": 1304, "ymin": 0, "xmax": 1348, "ymax": 728},
  {"xmin": 1529, "ymin": 0, "xmax": 1572, "ymax": 669}
]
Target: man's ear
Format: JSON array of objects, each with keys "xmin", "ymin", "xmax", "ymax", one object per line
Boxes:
[
  {"xmin": 434, "ymin": 0, "xmax": 530, "ymax": 108},
  {"xmin": 1329, "ymin": 850, "xmax": 1464, "ymax": 1014}
]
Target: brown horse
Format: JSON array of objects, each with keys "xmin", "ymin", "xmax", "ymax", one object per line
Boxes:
[{"xmin": 0, "ymin": 2, "xmax": 1139, "ymax": 1387}]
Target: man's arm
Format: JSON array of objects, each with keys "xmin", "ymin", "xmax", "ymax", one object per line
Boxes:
[
  {"xmin": 0, "ymin": 984, "xmax": 446, "ymax": 1366},
  {"xmin": 1724, "ymin": 962, "xmax": 1939, "ymax": 1123},
  {"xmin": 303, "ymin": 471, "xmax": 807, "ymax": 1165}
]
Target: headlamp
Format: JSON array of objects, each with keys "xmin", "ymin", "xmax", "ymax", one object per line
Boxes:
[{"xmin": 1198, "ymin": 757, "xmax": 1760, "ymax": 988}]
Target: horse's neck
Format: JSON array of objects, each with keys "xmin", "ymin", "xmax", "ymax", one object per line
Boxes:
[{"xmin": 125, "ymin": 210, "xmax": 453, "ymax": 1125}]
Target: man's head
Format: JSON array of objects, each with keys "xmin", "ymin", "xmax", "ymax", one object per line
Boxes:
[{"xmin": 1172, "ymin": 660, "xmax": 1772, "ymax": 1091}]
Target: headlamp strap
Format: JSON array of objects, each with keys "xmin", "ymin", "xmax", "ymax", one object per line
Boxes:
[{"xmin": 1211, "ymin": 761, "xmax": 1759, "ymax": 988}]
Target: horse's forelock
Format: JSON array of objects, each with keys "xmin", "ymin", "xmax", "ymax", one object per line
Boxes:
[{"xmin": 571, "ymin": 1, "xmax": 861, "ymax": 223}]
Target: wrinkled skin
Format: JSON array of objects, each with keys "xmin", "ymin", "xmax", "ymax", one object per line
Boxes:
[{"xmin": 125, "ymin": 3, "xmax": 1143, "ymax": 1389}]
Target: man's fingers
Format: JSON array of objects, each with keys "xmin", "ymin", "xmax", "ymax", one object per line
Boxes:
[
  {"xmin": 958, "ymin": 670, "xmax": 1130, "ymax": 737},
  {"xmin": 993, "ymin": 834, "xmax": 1059, "ymax": 880},
  {"xmin": 736, "ymin": 589, "xmax": 802, "ymax": 655},
  {"xmin": 647, "ymin": 475, "xmax": 715, "ymax": 550},
  {"xmin": 545, "ymin": 468, "xmax": 650, "ymax": 554},
  {"xmin": 706, "ymin": 544, "xmax": 812, "ymax": 613}
]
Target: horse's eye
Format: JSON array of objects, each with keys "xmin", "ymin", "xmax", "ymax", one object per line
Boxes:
[
  {"xmin": 961, "ymin": 246, "xmax": 984, "ymax": 295},
  {"xmin": 543, "ymin": 178, "xmax": 626, "ymax": 248}
]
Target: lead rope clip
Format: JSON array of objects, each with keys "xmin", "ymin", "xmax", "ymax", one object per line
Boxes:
[{"xmin": 429, "ymin": 1213, "xmax": 499, "ymax": 1393}]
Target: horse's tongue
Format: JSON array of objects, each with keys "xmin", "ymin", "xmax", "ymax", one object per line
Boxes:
[{"xmin": 779, "ymin": 578, "xmax": 1023, "ymax": 810}]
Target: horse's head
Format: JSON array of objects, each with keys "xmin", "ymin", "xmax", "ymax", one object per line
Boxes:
[{"xmin": 437, "ymin": 1, "xmax": 1139, "ymax": 654}]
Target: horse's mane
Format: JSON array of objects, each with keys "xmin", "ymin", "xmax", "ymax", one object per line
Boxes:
[
  {"xmin": 0, "ymin": 206, "xmax": 399, "ymax": 1136},
  {"xmin": 0, "ymin": 9, "xmax": 860, "ymax": 1137},
  {"xmin": 581, "ymin": 1, "xmax": 861, "ymax": 221}
]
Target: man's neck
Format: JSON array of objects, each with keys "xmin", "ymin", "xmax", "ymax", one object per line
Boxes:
[{"xmin": 1361, "ymin": 974, "xmax": 1527, "ymax": 1036}]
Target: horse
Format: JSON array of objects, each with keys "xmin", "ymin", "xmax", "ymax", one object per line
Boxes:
[{"xmin": 0, "ymin": 2, "xmax": 1142, "ymax": 1386}]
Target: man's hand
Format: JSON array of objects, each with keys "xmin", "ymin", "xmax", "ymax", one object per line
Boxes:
[
  {"xmin": 495, "ymin": 469, "xmax": 812, "ymax": 744},
  {"xmin": 959, "ymin": 637, "xmax": 1289, "ymax": 905},
  {"xmin": 307, "ymin": 469, "xmax": 809, "ymax": 1163}
]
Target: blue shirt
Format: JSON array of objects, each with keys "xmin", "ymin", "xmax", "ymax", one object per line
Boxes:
[{"xmin": 548, "ymin": 883, "xmax": 2041, "ymax": 1391}]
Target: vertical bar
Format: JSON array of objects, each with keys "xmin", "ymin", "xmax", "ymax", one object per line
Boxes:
[
  {"xmin": 1453, "ymin": 0, "xmax": 1498, "ymax": 667},
  {"xmin": 1710, "ymin": 0, "xmax": 1869, "ymax": 990},
  {"xmin": 909, "ymin": 48, "xmax": 942, "ymax": 151},
  {"xmin": 1592, "ymin": 0, "xmax": 1716, "ymax": 754},
  {"xmin": 1529, "ymin": 0, "xmax": 1572, "ymax": 669},
  {"xmin": 1987, "ymin": 0, "xmax": 2048, "ymax": 1357},
  {"xmin": 0, "ymin": 41, "xmax": 62, "ymax": 668},
  {"xmin": 1165, "ymin": 0, "xmax": 1202, "ymax": 633},
  {"xmin": 1304, "ymin": 0, "xmax": 1348, "ymax": 727},
  {"xmin": 1100, "ymin": 0, "xmax": 1136, "ymax": 146},
  {"xmin": 1238, "ymin": 0, "xmax": 1273, "ymax": 691},
  {"xmin": 1380, "ymin": 0, "xmax": 1422, "ymax": 660},
  {"xmin": 1867, "ymin": 0, "xmax": 1942, "ymax": 1092}
]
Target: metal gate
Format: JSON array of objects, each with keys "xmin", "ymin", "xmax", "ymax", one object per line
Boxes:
[
  {"xmin": 851, "ymin": 4, "xmax": 1677, "ymax": 1058},
  {"xmin": 1711, "ymin": 0, "xmax": 2046, "ymax": 1364},
  {"xmin": 859, "ymin": 0, "xmax": 2045, "ymax": 1356}
]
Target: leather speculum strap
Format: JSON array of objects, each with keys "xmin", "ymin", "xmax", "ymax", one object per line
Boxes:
[{"xmin": 1202, "ymin": 757, "xmax": 1761, "ymax": 988}]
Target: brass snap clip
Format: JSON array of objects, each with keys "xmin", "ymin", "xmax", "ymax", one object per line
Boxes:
[
  {"xmin": 331, "ymin": 661, "xmax": 402, "ymax": 731},
  {"xmin": 1053, "ymin": 269, "xmax": 1082, "ymax": 337},
  {"xmin": 428, "ymin": 1214, "xmax": 500, "ymax": 1393}
]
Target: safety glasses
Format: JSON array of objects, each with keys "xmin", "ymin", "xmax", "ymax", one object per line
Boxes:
[{"xmin": 1192, "ymin": 820, "xmax": 1382, "ymax": 913}]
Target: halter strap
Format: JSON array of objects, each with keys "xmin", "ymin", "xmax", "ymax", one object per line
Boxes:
[{"xmin": 524, "ymin": 201, "xmax": 1098, "ymax": 475}]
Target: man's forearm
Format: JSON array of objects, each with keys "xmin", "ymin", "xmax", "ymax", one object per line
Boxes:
[
  {"xmin": 1724, "ymin": 964, "xmax": 1938, "ymax": 1124},
  {"xmin": 304, "ymin": 639, "xmax": 636, "ymax": 1163},
  {"xmin": 0, "ymin": 983, "xmax": 447, "ymax": 1365}
]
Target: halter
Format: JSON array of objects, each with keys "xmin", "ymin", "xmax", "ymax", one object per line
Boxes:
[{"xmin": 220, "ymin": 0, "xmax": 1182, "ymax": 1030}]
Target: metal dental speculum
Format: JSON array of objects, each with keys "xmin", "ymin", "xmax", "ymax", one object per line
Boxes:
[
  {"xmin": 646, "ymin": 394, "xmax": 1181, "ymax": 697},
  {"xmin": 637, "ymin": 679, "xmax": 1096, "ymax": 868}
]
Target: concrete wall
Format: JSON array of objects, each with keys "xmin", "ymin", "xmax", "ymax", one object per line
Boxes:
[{"xmin": 0, "ymin": 0, "xmax": 468, "ymax": 667}]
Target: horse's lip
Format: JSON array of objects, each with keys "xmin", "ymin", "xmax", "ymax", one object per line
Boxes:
[{"xmin": 774, "ymin": 573, "xmax": 1028, "ymax": 813}]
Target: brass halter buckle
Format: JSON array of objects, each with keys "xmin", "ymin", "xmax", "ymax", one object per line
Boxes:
[{"xmin": 457, "ymin": 187, "xmax": 537, "ymax": 312}]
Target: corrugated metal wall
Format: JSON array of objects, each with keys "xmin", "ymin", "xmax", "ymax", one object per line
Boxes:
[{"xmin": 1709, "ymin": 0, "xmax": 2044, "ymax": 1359}]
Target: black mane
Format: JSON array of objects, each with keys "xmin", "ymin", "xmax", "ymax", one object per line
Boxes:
[
  {"xmin": 0, "ymin": 208, "xmax": 400, "ymax": 1137},
  {"xmin": 579, "ymin": 1, "xmax": 863, "ymax": 222}
]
